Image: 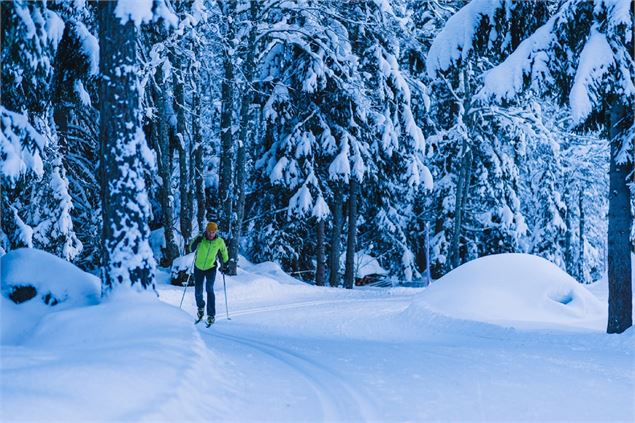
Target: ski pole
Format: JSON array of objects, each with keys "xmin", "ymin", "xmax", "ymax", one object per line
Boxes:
[
  {"xmin": 179, "ymin": 258, "xmax": 195, "ymax": 309},
  {"xmin": 222, "ymin": 266, "xmax": 230, "ymax": 320}
]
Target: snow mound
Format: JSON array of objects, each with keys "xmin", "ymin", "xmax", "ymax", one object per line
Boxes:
[
  {"xmin": 339, "ymin": 251, "xmax": 387, "ymax": 278},
  {"xmin": 242, "ymin": 259, "xmax": 307, "ymax": 286},
  {"xmin": 2, "ymin": 289, "xmax": 230, "ymax": 421},
  {"xmin": 1, "ymin": 248, "xmax": 100, "ymax": 307},
  {"xmin": 411, "ymin": 254, "xmax": 606, "ymax": 330},
  {"xmin": 1, "ymin": 248, "xmax": 101, "ymax": 344}
]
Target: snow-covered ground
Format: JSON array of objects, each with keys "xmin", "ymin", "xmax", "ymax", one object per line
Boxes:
[{"xmin": 1, "ymin": 249, "xmax": 633, "ymax": 422}]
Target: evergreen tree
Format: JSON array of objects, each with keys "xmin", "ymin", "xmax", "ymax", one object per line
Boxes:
[
  {"xmin": 478, "ymin": 0, "xmax": 634, "ymax": 333},
  {"xmin": 49, "ymin": 1, "xmax": 101, "ymax": 267},
  {"xmin": 0, "ymin": 0, "xmax": 80, "ymax": 261},
  {"xmin": 426, "ymin": 0, "xmax": 550, "ymax": 274},
  {"xmin": 250, "ymin": 0, "xmax": 362, "ymax": 279}
]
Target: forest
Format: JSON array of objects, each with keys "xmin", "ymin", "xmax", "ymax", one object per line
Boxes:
[{"xmin": 1, "ymin": 0, "xmax": 633, "ymax": 333}]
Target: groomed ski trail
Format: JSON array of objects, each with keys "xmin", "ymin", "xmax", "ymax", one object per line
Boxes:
[{"xmin": 201, "ymin": 328, "xmax": 378, "ymax": 422}]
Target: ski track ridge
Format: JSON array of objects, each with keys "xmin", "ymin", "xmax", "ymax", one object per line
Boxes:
[{"xmin": 201, "ymin": 328, "xmax": 379, "ymax": 422}]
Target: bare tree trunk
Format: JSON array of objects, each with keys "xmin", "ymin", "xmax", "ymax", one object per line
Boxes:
[
  {"xmin": 607, "ymin": 100, "xmax": 633, "ymax": 334},
  {"xmin": 449, "ymin": 69, "xmax": 472, "ymax": 271},
  {"xmin": 563, "ymin": 188, "xmax": 574, "ymax": 275},
  {"xmin": 192, "ymin": 77, "xmax": 206, "ymax": 233},
  {"xmin": 173, "ymin": 51, "xmax": 191, "ymax": 245},
  {"xmin": 425, "ymin": 222, "xmax": 432, "ymax": 286},
  {"xmin": 449, "ymin": 139, "xmax": 471, "ymax": 270},
  {"xmin": 98, "ymin": 1, "xmax": 154, "ymax": 292},
  {"xmin": 344, "ymin": 179, "xmax": 358, "ymax": 289},
  {"xmin": 329, "ymin": 182, "xmax": 344, "ymax": 287},
  {"xmin": 155, "ymin": 64, "xmax": 179, "ymax": 265},
  {"xmin": 218, "ymin": 1, "xmax": 236, "ymax": 237},
  {"xmin": 316, "ymin": 218, "xmax": 326, "ymax": 286},
  {"xmin": 228, "ymin": 0, "xmax": 258, "ymax": 275},
  {"xmin": 577, "ymin": 189, "xmax": 585, "ymax": 282}
]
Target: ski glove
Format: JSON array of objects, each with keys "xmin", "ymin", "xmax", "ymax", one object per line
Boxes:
[{"xmin": 220, "ymin": 259, "xmax": 233, "ymax": 274}]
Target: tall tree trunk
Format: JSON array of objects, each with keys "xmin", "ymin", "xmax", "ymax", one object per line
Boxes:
[
  {"xmin": 192, "ymin": 78, "xmax": 206, "ymax": 233},
  {"xmin": 329, "ymin": 182, "xmax": 344, "ymax": 287},
  {"xmin": 155, "ymin": 64, "xmax": 178, "ymax": 265},
  {"xmin": 563, "ymin": 188, "xmax": 574, "ymax": 275},
  {"xmin": 173, "ymin": 51, "xmax": 191, "ymax": 245},
  {"xmin": 449, "ymin": 139, "xmax": 471, "ymax": 270},
  {"xmin": 424, "ymin": 222, "xmax": 432, "ymax": 286},
  {"xmin": 606, "ymin": 100, "xmax": 633, "ymax": 334},
  {"xmin": 218, "ymin": 1, "xmax": 236, "ymax": 237},
  {"xmin": 344, "ymin": 178, "xmax": 358, "ymax": 289},
  {"xmin": 578, "ymin": 189, "xmax": 585, "ymax": 282},
  {"xmin": 449, "ymin": 69, "xmax": 472, "ymax": 271},
  {"xmin": 98, "ymin": 1, "xmax": 155, "ymax": 293},
  {"xmin": 316, "ymin": 218, "xmax": 326, "ymax": 286},
  {"xmin": 228, "ymin": 0, "xmax": 258, "ymax": 275}
]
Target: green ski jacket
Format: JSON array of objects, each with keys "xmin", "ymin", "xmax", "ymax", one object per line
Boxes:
[{"xmin": 189, "ymin": 234, "xmax": 229, "ymax": 271}]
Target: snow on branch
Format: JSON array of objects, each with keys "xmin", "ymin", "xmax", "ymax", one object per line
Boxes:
[
  {"xmin": 426, "ymin": 0, "xmax": 502, "ymax": 78},
  {"xmin": 476, "ymin": 16, "xmax": 556, "ymax": 102},
  {"xmin": 312, "ymin": 194, "xmax": 330, "ymax": 220},
  {"xmin": 569, "ymin": 27, "xmax": 615, "ymax": 123},
  {"xmin": 0, "ymin": 107, "xmax": 46, "ymax": 184},
  {"xmin": 115, "ymin": 0, "xmax": 177, "ymax": 28}
]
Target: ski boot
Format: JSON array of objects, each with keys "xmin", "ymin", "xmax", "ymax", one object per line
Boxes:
[
  {"xmin": 195, "ymin": 308, "xmax": 204, "ymax": 324},
  {"xmin": 205, "ymin": 316, "xmax": 215, "ymax": 328}
]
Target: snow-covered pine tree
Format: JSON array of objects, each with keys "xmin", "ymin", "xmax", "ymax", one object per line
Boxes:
[
  {"xmin": 477, "ymin": 0, "xmax": 634, "ymax": 333},
  {"xmin": 519, "ymin": 102, "xmax": 608, "ymax": 283},
  {"xmin": 226, "ymin": 0, "xmax": 259, "ymax": 276},
  {"xmin": 426, "ymin": 0, "xmax": 550, "ymax": 274},
  {"xmin": 142, "ymin": 24, "xmax": 180, "ymax": 265},
  {"xmin": 137, "ymin": 1, "xmax": 205, "ymax": 266},
  {"xmin": 342, "ymin": 0, "xmax": 432, "ymax": 283},
  {"xmin": 170, "ymin": 0, "xmax": 207, "ymax": 250},
  {"xmin": 0, "ymin": 0, "xmax": 81, "ymax": 261},
  {"xmin": 250, "ymin": 0, "xmax": 361, "ymax": 280},
  {"xmin": 513, "ymin": 101, "xmax": 568, "ymax": 270},
  {"xmin": 216, "ymin": 0, "xmax": 236, "ymax": 246},
  {"xmin": 48, "ymin": 1, "xmax": 101, "ymax": 267},
  {"xmin": 401, "ymin": 0, "xmax": 461, "ymax": 277}
]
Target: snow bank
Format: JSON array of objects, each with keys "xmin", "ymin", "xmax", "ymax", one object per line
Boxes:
[
  {"xmin": 2, "ymin": 289, "xmax": 230, "ymax": 421},
  {"xmin": 241, "ymin": 257, "xmax": 308, "ymax": 286},
  {"xmin": 1, "ymin": 248, "xmax": 101, "ymax": 344},
  {"xmin": 1, "ymin": 248, "xmax": 100, "ymax": 307},
  {"xmin": 411, "ymin": 254, "xmax": 606, "ymax": 330}
]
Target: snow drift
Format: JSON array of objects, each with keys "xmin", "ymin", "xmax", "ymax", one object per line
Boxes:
[
  {"xmin": 1, "ymin": 248, "xmax": 101, "ymax": 344},
  {"xmin": 411, "ymin": 253, "xmax": 606, "ymax": 330},
  {"xmin": 1, "ymin": 248, "xmax": 100, "ymax": 306},
  {"xmin": 1, "ymin": 248, "xmax": 229, "ymax": 422},
  {"xmin": 2, "ymin": 290, "xmax": 229, "ymax": 422}
]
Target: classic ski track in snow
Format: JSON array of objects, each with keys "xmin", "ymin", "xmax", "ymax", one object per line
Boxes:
[
  {"xmin": 202, "ymin": 328, "xmax": 378, "ymax": 422},
  {"xmin": 220, "ymin": 295, "xmax": 409, "ymax": 320}
]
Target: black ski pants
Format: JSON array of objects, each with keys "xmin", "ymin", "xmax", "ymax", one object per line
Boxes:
[{"xmin": 194, "ymin": 266, "xmax": 217, "ymax": 317}]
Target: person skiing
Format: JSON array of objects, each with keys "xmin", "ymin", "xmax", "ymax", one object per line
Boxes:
[{"xmin": 188, "ymin": 222, "xmax": 229, "ymax": 326}]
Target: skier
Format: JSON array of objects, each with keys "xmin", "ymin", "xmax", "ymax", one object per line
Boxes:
[{"xmin": 188, "ymin": 222, "xmax": 230, "ymax": 326}]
